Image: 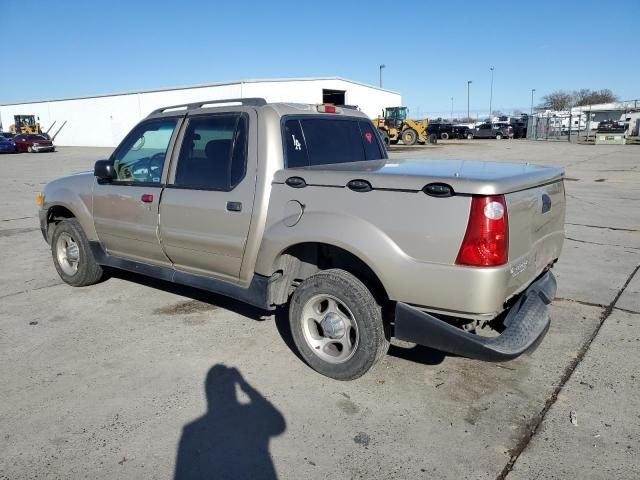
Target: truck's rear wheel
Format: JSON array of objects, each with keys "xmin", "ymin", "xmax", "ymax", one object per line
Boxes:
[
  {"xmin": 401, "ymin": 128, "xmax": 418, "ymax": 146},
  {"xmin": 51, "ymin": 219, "xmax": 104, "ymax": 287},
  {"xmin": 440, "ymin": 132, "xmax": 449, "ymax": 140},
  {"xmin": 289, "ymin": 269, "xmax": 389, "ymax": 380}
]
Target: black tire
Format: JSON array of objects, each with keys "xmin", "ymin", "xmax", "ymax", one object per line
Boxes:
[
  {"xmin": 51, "ymin": 218, "xmax": 104, "ymax": 287},
  {"xmin": 401, "ymin": 128, "xmax": 418, "ymax": 146},
  {"xmin": 466, "ymin": 132, "xmax": 474, "ymax": 140},
  {"xmin": 27, "ymin": 145, "xmax": 33, "ymax": 153},
  {"xmin": 440, "ymin": 132, "xmax": 449, "ymax": 140},
  {"xmin": 378, "ymin": 129, "xmax": 390, "ymax": 148},
  {"xmin": 289, "ymin": 269, "xmax": 389, "ymax": 380},
  {"xmin": 495, "ymin": 133, "xmax": 503, "ymax": 140}
]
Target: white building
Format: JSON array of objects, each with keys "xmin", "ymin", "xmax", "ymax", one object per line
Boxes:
[{"xmin": 0, "ymin": 77, "xmax": 401, "ymax": 147}]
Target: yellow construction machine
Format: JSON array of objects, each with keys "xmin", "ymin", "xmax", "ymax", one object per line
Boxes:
[
  {"xmin": 373, "ymin": 107, "xmax": 430, "ymax": 145},
  {"xmin": 10, "ymin": 115, "xmax": 42, "ymax": 135}
]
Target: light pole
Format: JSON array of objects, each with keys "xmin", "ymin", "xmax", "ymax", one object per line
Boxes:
[
  {"xmin": 379, "ymin": 64, "xmax": 386, "ymax": 88},
  {"xmin": 489, "ymin": 67, "xmax": 494, "ymax": 120},
  {"xmin": 530, "ymin": 88, "xmax": 536, "ymax": 116},
  {"xmin": 467, "ymin": 81, "xmax": 472, "ymax": 121},
  {"xmin": 450, "ymin": 97, "xmax": 454, "ymax": 122}
]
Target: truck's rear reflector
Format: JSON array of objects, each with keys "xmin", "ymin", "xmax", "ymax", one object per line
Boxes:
[{"xmin": 456, "ymin": 195, "xmax": 509, "ymax": 267}]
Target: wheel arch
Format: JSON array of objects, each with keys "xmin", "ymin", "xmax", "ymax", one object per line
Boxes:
[
  {"xmin": 43, "ymin": 197, "xmax": 97, "ymax": 242},
  {"xmin": 267, "ymin": 241, "xmax": 390, "ymax": 307}
]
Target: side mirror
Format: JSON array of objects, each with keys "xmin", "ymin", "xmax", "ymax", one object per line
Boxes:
[{"xmin": 94, "ymin": 159, "xmax": 116, "ymax": 180}]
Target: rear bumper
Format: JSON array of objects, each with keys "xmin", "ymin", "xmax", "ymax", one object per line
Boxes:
[{"xmin": 394, "ymin": 271, "xmax": 556, "ymax": 361}]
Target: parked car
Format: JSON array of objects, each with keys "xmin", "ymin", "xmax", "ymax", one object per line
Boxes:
[
  {"xmin": 0, "ymin": 136, "xmax": 16, "ymax": 153},
  {"xmin": 471, "ymin": 123, "xmax": 514, "ymax": 139},
  {"xmin": 596, "ymin": 120, "xmax": 625, "ymax": 133},
  {"xmin": 452, "ymin": 125, "xmax": 473, "ymax": 139},
  {"xmin": 14, "ymin": 134, "xmax": 55, "ymax": 153},
  {"xmin": 426, "ymin": 122, "xmax": 456, "ymax": 140},
  {"xmin": 38, "ymin": 99, "xmax": 565, "ymax": 380},
  {"xmin": 494, "ymin": 121, "xmax": 526, "ymax": 139},
  {"xmin": 1, "ymin": 132, "xmax": 16, "ymax": 139}
]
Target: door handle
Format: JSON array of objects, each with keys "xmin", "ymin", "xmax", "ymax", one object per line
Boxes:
[
  {"xmin": 226, "ymin": 201, "xmax": 242, "ymax": 212},
  {"xmin": 141, "ymin": 194, "xmax": 154, "ymax": 203}
]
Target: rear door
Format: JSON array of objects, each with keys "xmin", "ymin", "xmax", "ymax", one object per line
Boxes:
[{"xmin": 158, "ymin": 108, "xmax": 257, "ymax": 280}]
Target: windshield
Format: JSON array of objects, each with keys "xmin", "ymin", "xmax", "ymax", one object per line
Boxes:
[{"xmin": 283, "ymin": 117, "xmax": 386, "ymax": 168}]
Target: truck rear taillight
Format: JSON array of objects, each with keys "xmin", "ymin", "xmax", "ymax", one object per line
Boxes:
[
  {"xmin": 317, "ymin": 104, "xmax": 341, "ymax": 114},
  {"xmin": 456, "ymin": 195, "xmax": 509, "ymax": 267}
]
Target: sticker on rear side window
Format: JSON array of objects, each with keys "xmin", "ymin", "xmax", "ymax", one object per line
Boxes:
[{"xmin": 364, "ymin": 132, "xmax": 373, "ymax": 143}]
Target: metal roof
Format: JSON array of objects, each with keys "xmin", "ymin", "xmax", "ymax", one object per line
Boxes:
[{"xmin": 0, "ymin": 77, "xmax": 400, "ymax": 107}]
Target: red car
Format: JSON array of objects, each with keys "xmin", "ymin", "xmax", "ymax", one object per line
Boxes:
[{"xmin": 14, "ymin": 134, "xmax": 55, "ymax": 153}]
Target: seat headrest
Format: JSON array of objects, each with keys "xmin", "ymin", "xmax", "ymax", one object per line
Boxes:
[{"xmin": 204, "ymin": 139, "xmax": 231, "ymax": 160}]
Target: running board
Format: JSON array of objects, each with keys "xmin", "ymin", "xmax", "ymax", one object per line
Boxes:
[{"xmin": 89, "ymin": 242, "xmax": 273, "ymax": 310}]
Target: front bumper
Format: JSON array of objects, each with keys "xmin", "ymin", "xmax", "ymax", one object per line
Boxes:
[
  {"xmin": 32, "ymin": 145, "xmax": 55, "ymax": 152},
  {"xmin": 394, "ymin": 271, "xmax": 557, "ymax": 361},
  {"xmin": 39, "ymin": 209, "xmax": 48, "ymax": 242}
]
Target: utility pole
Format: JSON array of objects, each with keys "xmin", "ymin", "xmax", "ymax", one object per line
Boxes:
[
  {"xmin": 450, "ymin": 97, "xmax": 454, "ymax": 122},
  {"xmin": 467, "ymin": 81, "xmax": 472, "ymax": 121},
  {"xmin": 530, "ymin": 88, "xmax": 536, "ymax": 116},
  {"xmin": 379, "ymin": 64, "xmax": 386, "ymax": 88},
  {"xmin": 489, "ymin": 67, "xmax": 494, "ymax": 121}
]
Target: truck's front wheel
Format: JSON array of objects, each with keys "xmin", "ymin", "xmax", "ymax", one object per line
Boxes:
[
  {"xmin": 289, "ymin": 269, "xmax": 389, "ymax": 380},
  {"xmin": 51, "ymin": 219, "xmax": 104, "ymax": 287}
]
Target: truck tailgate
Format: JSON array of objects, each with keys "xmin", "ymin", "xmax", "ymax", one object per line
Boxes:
[{"xmin": 505, "ymin": 180, "xmax": 565, "ymax": 299}]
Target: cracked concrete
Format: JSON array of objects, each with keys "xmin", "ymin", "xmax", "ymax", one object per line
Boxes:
[{"xmin": 0, "ymin": 140, "xmax": 638, "ymax": 479}]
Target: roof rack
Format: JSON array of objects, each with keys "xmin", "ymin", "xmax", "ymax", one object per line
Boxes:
[{"xmin": 150, "ymin": 97, "xmax": 267, "ymax": 115}]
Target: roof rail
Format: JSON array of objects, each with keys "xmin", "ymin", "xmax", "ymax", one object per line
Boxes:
[{"xmin": 150, "ymin": 97, "xmax": 267, "ymax": 115}]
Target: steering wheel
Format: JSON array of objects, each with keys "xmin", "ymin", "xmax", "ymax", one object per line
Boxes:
[{"xmin": 130, "ymin": 152, "xmax": 165, "ymax": 182}]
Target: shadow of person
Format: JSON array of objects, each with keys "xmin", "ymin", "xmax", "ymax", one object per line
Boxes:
[{"xmin": 174, "ymin": 365, "xmax": 286, "ymax": 480}]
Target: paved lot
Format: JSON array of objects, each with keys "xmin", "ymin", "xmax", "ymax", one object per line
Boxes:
[{"xmin": 0, "ymin": 140, "xmax": 638, "ymax": 479}]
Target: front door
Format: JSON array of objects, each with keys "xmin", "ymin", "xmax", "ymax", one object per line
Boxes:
[
  {"xmin": 159, "ymin": 109, "xmax": 256, "ymax": 280},
  {"xmin": 93, "ymin": 118, "xmax": 180, "ymax": 265}
]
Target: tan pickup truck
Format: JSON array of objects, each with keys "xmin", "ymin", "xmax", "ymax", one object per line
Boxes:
[{"xmin": 38, "ymin": 99, "xmax": 565, "ymax": 380}]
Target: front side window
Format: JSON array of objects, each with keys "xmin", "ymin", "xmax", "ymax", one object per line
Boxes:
[
  {"xmin": 283, "ymin": 117, "xmax": 385, "ymax": 168},
  {"xmin": 173, "ymin": 113, "xmax": 248, "ymax": 190},
  {"xmin": 112, "ymin": 119, "xmax": 177, "ymax": 184}
]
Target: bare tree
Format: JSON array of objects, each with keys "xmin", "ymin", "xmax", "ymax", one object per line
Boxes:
[
  {"xmin": 539, "ymin": 91, "xmax": 574, "ymax": 111},
  {"xmin": 539, "ymin": 88, "xmax": 619, "ymax": 111},
  {"xmin": 574, "ymin": 89, "xmax": 618, "ymax": 106}
]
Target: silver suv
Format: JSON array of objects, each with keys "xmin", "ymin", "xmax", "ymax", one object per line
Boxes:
[{"xmin": 38, "ymin": 99, "xmax": 565, "ymax": 380}]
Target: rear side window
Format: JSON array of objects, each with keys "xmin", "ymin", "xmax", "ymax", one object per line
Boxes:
[
  {"xmin": 173, "ymin": 113, "xmax": 248, "ymax": 190},
  {"xmin": 283, "ymin": 117, "xmax": 385, "ymax": 168}
]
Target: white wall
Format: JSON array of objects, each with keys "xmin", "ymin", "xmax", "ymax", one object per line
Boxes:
[{"xmin": 0, "ymin": 79, "xmax": 401, "ymax": 147}]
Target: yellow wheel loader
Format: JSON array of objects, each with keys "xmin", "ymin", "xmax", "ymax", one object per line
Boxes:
[
  {"xmin": 372, "ymin": 107, "xmax": 431, "ymax": 146},
  {"xmin": 10, "ymin": 115, "xmax": 42, "ymax": 135}
]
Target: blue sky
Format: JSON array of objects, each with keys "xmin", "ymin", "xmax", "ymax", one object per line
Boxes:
[{"xmin": 1, "ymin": 0, "xmax": 638, "ymax": 117}]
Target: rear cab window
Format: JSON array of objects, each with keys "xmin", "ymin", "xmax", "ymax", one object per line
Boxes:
[{"xmin": 283, "ymin": 117, "xmax": 387, "ymax": 168}]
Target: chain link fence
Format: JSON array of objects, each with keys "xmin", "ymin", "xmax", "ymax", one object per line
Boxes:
[{"xmin": 527, "ymin": 99, "xmax": 640, "ymax": 142}]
